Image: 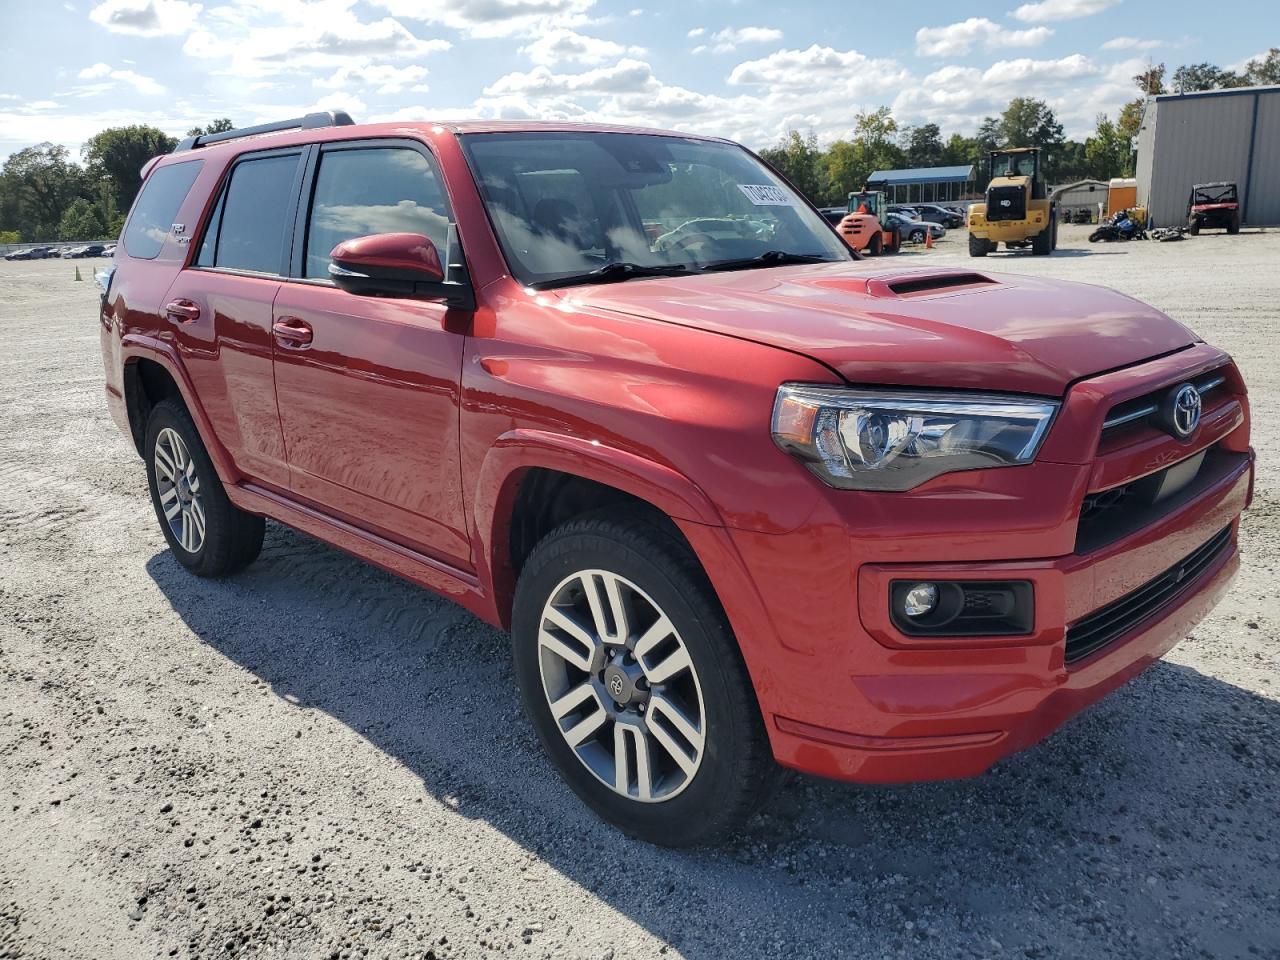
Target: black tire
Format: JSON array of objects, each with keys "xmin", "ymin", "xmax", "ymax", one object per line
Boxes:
[
  {"xmin": 884, "ymin": 230, "xmax": 900, "ymax": 254},
  {"xmin": 1227, "ymin": 212, "xmax": 1240, "ymax": 235},
  {"xmin": 968, "ymin": 234, "xmax": 990, "ymax": 257},
  {"xmin": 1187, "ymin": 219, "xmax": 1200, "ymax": 236},
  {"xmin": 867, "ymin": 232, "xmax": 883, "ymax": 256},
  {"xmin": 909, "ymin": 228, "xmax": 925, "ymax": 244},
  {"xmin": 1088, "ymin": 228, "xmax": 1108, "ymax": 243},
  {"xmin": 1050, "ymin": 212, "xmax": 1059, "ymax": 251},
  {"xmin": 1031, "ymin": 222, "xmax": 1052, "ymax": 256},
  {"xmin": 144, "ymin": 398, "xmax": 264, "ymax": 577},
  {"xmin": 511, "ymin": 514, "xmax": 778, "ymax": 846}
]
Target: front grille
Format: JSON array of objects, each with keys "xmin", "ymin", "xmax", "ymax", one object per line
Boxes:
[
  {"xmin": 986, "ymin": 185, "xmax": 1026, "ymax": 221},
  {"xmin": 1064, "ymin": 526, "xmax": 1232, "ymax": 664},
  {"xmin": 1101, "ymin": 369, "xmax": 1227, "ymax": 434}
]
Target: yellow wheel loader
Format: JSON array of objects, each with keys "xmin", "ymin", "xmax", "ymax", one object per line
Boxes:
[{"xmin": 967, "ymin": 147, "xmax": 1058, "ymax": 257}]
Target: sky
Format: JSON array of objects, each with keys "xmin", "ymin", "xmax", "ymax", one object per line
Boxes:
[{"xmin": 0, "ymin": 0, "xmax": 1276, "ymax": 163}]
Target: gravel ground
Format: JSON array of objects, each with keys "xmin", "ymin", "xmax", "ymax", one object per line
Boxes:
[{"xmin": 2, "ymin": 225, "xmax": 1278, "ymax": 960}]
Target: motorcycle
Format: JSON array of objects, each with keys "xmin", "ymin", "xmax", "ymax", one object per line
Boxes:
[{"xmin": 1089, "ymin": 209, "xmax": 1147, "ymax": 243}]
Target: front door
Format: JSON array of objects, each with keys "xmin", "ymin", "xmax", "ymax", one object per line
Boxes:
[{"xmin": 271, "ymin": 141, "xmax": 471, "ymax": 568}]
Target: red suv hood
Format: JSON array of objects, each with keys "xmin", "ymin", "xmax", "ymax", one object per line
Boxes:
[{"xmin": 564, "ymin": 264, "xmax": 1197, "ymax": 396}]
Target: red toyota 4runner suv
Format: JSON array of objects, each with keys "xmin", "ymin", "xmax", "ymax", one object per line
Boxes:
[{"xmin": 99, "ymin": 112, "xmax": 1254, "ymax": 845}]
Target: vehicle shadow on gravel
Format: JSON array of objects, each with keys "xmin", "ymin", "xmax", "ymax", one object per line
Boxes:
[{"xmin": 146, "ymin": 522, "xmax": 1280, "ymax": 959}]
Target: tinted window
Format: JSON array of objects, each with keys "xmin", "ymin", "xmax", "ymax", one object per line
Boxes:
[
  {"xmin": 210, "ymin": 154, "xmax": 299, "ymax": 274},
  {"xmin": 304, "ymin": 148, "xmax": 451, "ymax": 279},
  {"xmin": 123, "ymin": 160, "xmax": 203, "ymax": 260}
]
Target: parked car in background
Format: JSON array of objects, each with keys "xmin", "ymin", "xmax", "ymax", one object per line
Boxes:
[
  {"xmin": 818, "ymin": 207, "xmax": 847, "ymax": 226},
  {"xmin": 912, "ymin": 204, "xmax": 966, "ymax": 229},
  {"xmin": 102, "ymin": 243, "xmax": 117, "ymax": 257},
  {"xmin": 5, "ymin": 247, "xmax": 51, "ymax": 260},
  {"xmin": 887, "ymin": 204, "xmax": 922, "ymax": 220},
  {"xmin": 885, "ymin": 212, "xmax": 945, "ymax": 242},
  {"xmin": 69, "ymin": 244, "xmax": 107, "ymax": 258},
  {"xmin": 101, "ymin": 111, "xmax": 1254, "ymax": 846}
]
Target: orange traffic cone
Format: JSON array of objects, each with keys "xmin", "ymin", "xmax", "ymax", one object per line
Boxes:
[{"xmin": 924, "ymin": 231, "xmax": 934, "ymax": 250}]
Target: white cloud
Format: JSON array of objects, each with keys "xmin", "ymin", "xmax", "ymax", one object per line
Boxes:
[
  {"xmin": 76, "ymin": 61, "xmax": 166, "ymax": 95},
  {"xmin": 915, "ymin": 17, "xmax": 1052, "ymax": 57},
  {"xmin": 484, "ymin": 58, "xmax": 657, "ymax": 97},
  {"xmin": 687, "ymin": 27, "xmax": 704, "ymax": 38},
  {"xmin": 727, "ymin": 44, "xmax": 906, "ymax": 90},
  {"xmin": 309, "ymin": 92, "xmax": 367, "ymax": 115},
  {"xmin": 182, "ymin": 10, "xmax": 449, "ymax": 77},
  {"xmin": 369, "ymin": 0, "xmax": 596, "ymax": 39},
  {"xmin": 88, "ymin": 0, "xmax": 201, "ymax": 36},
  {"xmin": 1011, "ymin": 0, "xmax": 1121, "ymax": 23},
  {"xmin": 314, "ymin": 63, "xmax": 430, "ymax": 94},
  {"xmin": 982, "ymin": 53, "xmax": 1097, "ymax": 84},
  {"xmin": 701, "ymin": 26, "xmax": 783, "ymax": 54},
  {"xmin": 520, "ymin": 29, "xmax": 643, "ymax": 66},
  {"xmin": 1100, "ymin": 36, "xmax": 1161, "ymax": 51}
]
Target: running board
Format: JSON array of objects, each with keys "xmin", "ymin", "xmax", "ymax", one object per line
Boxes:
[{"xmin": 227, "ymin": 482, "xmax": 492, "ymax": 623}]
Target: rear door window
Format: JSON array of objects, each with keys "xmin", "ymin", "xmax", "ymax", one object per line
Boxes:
[
  {"xmin": 201, "ymin": 153, "xmax": 301, "ymax": 275},
  {"xmin": 123, "ymin": 160, "xmax": 203, "ymax": 260},
  {"xmin": 303, "ymin": 147, "xmax": 451, "ymax": 279}
]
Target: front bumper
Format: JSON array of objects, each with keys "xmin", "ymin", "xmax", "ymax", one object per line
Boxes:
[{"xmin": 683, "ymin": 346, "xmax": 1253, "ymax": 784}]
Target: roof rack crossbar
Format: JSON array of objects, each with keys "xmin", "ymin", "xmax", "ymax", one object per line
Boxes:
[{"xmin": 173, "ymin": 110, "xmax": 355, "ymax": 152}]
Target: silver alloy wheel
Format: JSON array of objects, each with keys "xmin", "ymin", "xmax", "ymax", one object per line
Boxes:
[
  {"xmin": 537, "ymin": 569, "xmax": 706, "ymax": 802},
  {"xmin": 154, "ymin": 427, "xmax": 206, "ymax": 554}
]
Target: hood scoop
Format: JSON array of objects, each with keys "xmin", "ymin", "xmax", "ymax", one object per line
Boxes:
[{"xmin": 806, "ymin": 271, "xmax": 996, "ymax": 299}]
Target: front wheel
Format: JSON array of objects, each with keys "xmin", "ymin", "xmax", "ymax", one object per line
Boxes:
[
  {"xmin": 968, "ymin": 234, "xmax": 990, "ymax": 257},
  {"xmin": 144, "ymin": 398, "xmax": 264, "ymax": 577},
  {"xmin": 512, "ymin": 515, "xmax": 777, "ymax": 846},
  {"xmin": 909, "ymin": 229, "xmax": 926, "ymax": 244}
]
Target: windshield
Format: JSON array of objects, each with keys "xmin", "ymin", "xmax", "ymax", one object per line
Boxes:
[
  {"xmin": 460, "ymin": 131, "xmax": 850, "ymax": 287},
  {"xmin": 991, "ymin": 152, "xmax": 1035, "ymax": 179}
]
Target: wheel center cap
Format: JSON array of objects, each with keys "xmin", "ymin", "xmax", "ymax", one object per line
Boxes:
[{"xmin": 603, "ymin": 665, "xmax": 635, "ymax": 705}]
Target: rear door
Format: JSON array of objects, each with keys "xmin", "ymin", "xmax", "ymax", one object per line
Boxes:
[
  {"xmin": 165, "ymin": 147, "xmax": 305, "ymax": 489},
  {"xmin": 270, "ymin": 139, "xmax": 471, "ymax": 567}
]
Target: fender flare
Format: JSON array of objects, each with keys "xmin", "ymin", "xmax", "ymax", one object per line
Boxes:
[
  {"xmin": 119, "ymin": 335, "xmax": 241, "ymax": 485},
  {"xmin": 471, "ymin": 428, "xmax": 724, "ymax": 625}
]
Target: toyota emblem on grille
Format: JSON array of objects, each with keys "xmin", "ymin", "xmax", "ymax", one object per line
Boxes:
[{"xmin": 1172, "ymin": 384, "xmax": 1202, "ymax": 437}]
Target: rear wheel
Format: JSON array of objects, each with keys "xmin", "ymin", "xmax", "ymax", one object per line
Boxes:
[
  {"xmin": 1187, "ymin": 218, "xmax": 1200, "ymax": 236},
  {"xmin": 968, "ymin": 234, "xmax": 990, "ymax": 257},
  {"xmin": 144, "ymin": 398, "xmax": 264, "ymax": 577},
  {"xmin": 867, "ymin": 233, "xmax": 883, "ymax": 256},
  {"xmin": 1227, "ymin": 211, "xmax": 1240, "ymax": 235},
  {"xmin": 908, "ymin": 228, "xmax": 926, "ymax": 244},
  {"xmin": 512, "ymin": 514, "xmax": 777, "ymax": 846}
]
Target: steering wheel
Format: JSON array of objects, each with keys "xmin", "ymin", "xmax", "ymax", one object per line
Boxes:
[{"xmin": 670, "ymin": 232, "xmax": 717, "ymax": 254}]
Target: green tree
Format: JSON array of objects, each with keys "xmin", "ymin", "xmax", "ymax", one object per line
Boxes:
[
  {"xmin": 758, "ymin": 130, "xmax": 827, "ymax": 204},
  {"xmin": 1133, "ymin": 63, "xmax": 1167, "ymax": 96},
  {"xmin": 186, "ymin": 118, "xmax": 235, "ymax": 137},
  {"xmin": 1085, "ymin": 114, "xmax": 1131, "ymax": 181},
  {"xmin": 1172, "ymin": 62, "xmax": 1247, "ymax": 92},
  {"xmin": 0, "ymin": 143, "xmax": 88, "ymax": 241},
  {"xmin": 82, "ymin": 125, "xmax": 178, "ymax": 213},
  {"xmin": 58, "ymin": 197, "xmax": 106, "ymax": 240},
  {"xmin": 1117, "ymin": 99, "xmax": 1146, "ymax": 142},
  {"xmin": 1243, "ymin": 48, "xmax": 1280, "ymax": 85},
  {"xmin": 0, "ymin": 230, "xmax": 19, "ymax": 245},
  {"xmin": 902, "ymin": 123, "xmax": 943, "ymax": 168}
]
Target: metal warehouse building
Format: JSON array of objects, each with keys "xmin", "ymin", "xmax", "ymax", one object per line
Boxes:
[{"xmin": 1136, "ymin": 84, "xmax": 1280, "ymax": 226}]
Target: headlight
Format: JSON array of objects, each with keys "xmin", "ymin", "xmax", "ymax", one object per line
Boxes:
[{"xmin": 771, "ymin": 385, "xmax": 1058, "ymax": 491}]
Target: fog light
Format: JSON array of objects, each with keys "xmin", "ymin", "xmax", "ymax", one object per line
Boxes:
[{"xmin": 901, "ymin": 582, "xmax": 938, "ymax": 617}]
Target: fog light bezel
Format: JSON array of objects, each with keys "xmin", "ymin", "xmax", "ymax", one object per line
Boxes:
[{"xmin": 889, "ymin": 579, "xmax": 1035, "ymax": 637}]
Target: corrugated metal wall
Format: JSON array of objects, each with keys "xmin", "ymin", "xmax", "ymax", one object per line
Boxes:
[
  {"xmin": 1147, "ymin": 92, "xmax": 1253, "ymax": 225},
  {"xmin": 1246, "ymin": 91, "xmax": 1280, "ymax": 225}
]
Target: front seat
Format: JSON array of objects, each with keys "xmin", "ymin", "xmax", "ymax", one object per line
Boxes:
[{"xmin": 532, "ymin": 198, "xmax": 592, "ymax": 249}]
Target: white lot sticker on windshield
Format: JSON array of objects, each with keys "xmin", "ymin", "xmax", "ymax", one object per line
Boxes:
[{"xmin": 737, "ymin": 184, "xmax": 796, "ymax": 206}]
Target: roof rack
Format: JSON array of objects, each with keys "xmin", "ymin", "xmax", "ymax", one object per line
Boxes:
[{"xmin": 173, "ymin": 110, "xmax": 355, "ymax": 152}]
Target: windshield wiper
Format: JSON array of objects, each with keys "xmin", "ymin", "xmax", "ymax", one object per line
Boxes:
[
  {"xmin": 701, "ymin": 250, "xmax": 835, "ymax": 272},
  {"xmin": 531, "ymin": 261, "xmax": 691, "ymax": 290}
]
